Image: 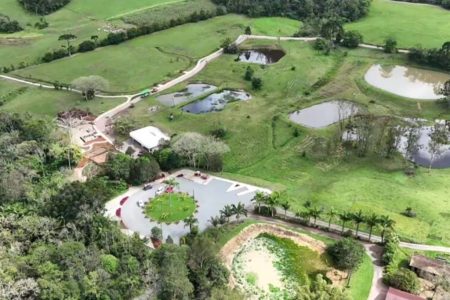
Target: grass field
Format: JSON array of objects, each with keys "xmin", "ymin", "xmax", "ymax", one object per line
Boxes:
[
  {"xmin": 12, "ymin": 15, "xmax": 301, "ymax": 93},
  {"xmin": 120, "ymin": 39, "xmax": 450, "ymax": 246},
  {"xmin": 0, "ymin": 79, "xmax": 124, "ymax": 116},
  {"xmin": 145, "ymin": 192, "xmax": 196, "ymax": 223},
  {"xmin": 346, "ymin": 0, "xmax": 450, "ymax": 48}
]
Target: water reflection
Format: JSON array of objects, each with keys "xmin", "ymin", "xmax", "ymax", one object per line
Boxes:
[
  {"xmin": 289, "ymin": 101, "xmax": 359, "ymax": 128},
  {"xmin": 182, "ymin": 90, "xmax": 251, "ymax": 114},
  {"xmin": 364, "ymin": 64, "xmax": 449, "ymax": 100},
  {"xmin": 157, "ymin": 84, "xmax": 217, "ymax": 106},
  {"xmin": 237, "ymin": 49, "xmax": 285, "ymax": 65}
]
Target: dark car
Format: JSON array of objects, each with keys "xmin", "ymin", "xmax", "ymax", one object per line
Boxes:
[{"xmin": 143, "ymin": 183, "xmax": 153, "ymax": 191}]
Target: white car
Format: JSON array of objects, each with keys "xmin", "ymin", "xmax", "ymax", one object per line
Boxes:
[
  {"xmin": 137, "ymin": 200, "xmax": 145, "ymax": 207},
  {"xmin": 155, "ymin": 186, "xmax": 164, "ymax": 196}
]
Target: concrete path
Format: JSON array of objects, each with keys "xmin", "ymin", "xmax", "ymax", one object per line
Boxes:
[{"xmin": 364, "ymin": 244, "xmax": 389, "ymax": 300}]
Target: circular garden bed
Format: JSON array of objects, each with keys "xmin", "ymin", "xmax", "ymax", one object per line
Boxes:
[{"xmin": 144, "ymin": 192, "xmax": 196, "ymax": 223}]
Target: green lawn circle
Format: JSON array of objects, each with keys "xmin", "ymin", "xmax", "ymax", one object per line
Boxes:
[{"xmin": 144, "ymin": 192, "xmax": 196, "ymax": 223}]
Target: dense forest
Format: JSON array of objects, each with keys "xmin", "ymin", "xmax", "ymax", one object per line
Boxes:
[
  {"xmin": 0, "ymin": 112, "xmax": 237, "ymax": 299},
  {"xmin": 211, "ymin": 0, "xmax": 371, "ymax": 21},
  {"xmin": 18, "ymin": 0, "xmax": 71, "ymax": 15}
]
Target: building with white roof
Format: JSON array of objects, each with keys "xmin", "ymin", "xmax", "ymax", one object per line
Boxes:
[{"xmin": 129, "ymin": 126, "xmax": 170, "ymax": 151}]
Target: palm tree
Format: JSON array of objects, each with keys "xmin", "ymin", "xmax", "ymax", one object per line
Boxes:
[
  {"xmin": 268, "ymin": 192, "xmax": 281, "ymax": 217},
  {"xmin": 220, "ymin": 205, "xmax": 234, "ymax": 223},
  {"xmin": 379, "ymin": 215, "xmax": 396, "ymax": 243},
  {"xmin": 251, "ymin": 191, "xmax": 266, "ymax": 213},
  {"xmin": 231, "ymin": 202, "xmax": 248, "ymax": 222},
  {"xmin": 326, "ymin": 208, "xmax": 337, "ymax": 230},
  {"xmin": 309, "ymin": 207, "xmax": 322, "ymax": 225},
  {"xmin": 338, "ymin": 212, "xmax": 352, "ymax": 234},
  {"xmin": 365, "ymin": 213, "xmax": 380, "ymax": 242},
  {"xmin": 183, "ymin": 215, "xmax": 198, "ymax": 233},
  {"xmin": 352, "ymin": 210, "xmax": 365, "ymax": 237},
  {"xmin": 208, "ymin": 216, "xmax": 220, "ymax": 227},
  {"xmin": 281, "ymin": 200, "xmax": 290, "ymax": 219}
]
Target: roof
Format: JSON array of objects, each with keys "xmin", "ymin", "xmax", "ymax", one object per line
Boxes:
[
  {"xmin": 409, "ymin": 255, "xmax": 450, "ymax": 277},
  {"xmin": 129, "ymin": 126, "xmax": 170, "ymax": 150},
  {"xmin": 385, "ymin": 288, "xmax": 424, "ymax": 300}
]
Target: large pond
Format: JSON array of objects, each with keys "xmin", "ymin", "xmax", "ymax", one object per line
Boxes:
[
  {"xmin": 364, "ymin": 64, "xmax": 450, "ymax": 100},
  {"xmin": 182, "ymin": 90, "xmax": 251, "ymax": 114},
  {"xmin": 156, "ymin": 83, "xmax": 217, "ymax": 106},
  {"xmin": 289, "ymin": 101, "xmax": 359, "ymax": 128},
  {"xmin": 237, "ymin": 49, "xmax": 285, "ymax": 65},
  {"xmin": 398, "ymin": 126, "xmax": 450, "ymax": 168}
]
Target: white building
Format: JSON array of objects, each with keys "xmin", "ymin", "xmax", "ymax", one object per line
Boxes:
[{"xmin": 129, "ymin": 126, "xmax": 170, "ymax": 151}]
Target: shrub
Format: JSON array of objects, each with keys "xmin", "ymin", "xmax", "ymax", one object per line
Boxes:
[
  {"xmin": 0, "ymin": 16, "xmax": 23, "ymax": 33},
  {"xmin": 210, "ymin": 128, "xmax": 227, "ymax": 139},
  {"xmin": 341, "ymin": 30, "xmax": 363, "ymax": 48},
  {"xmin": 78, "ymin": 40, "xmax": 96, "ymax": 52},
  {"xmin": 313, "ymin": 38, "xmax": 332, "ymax": 54},
  {"xmin": 100, "ymin": 254, "xmax": 119, "ymax": 274},
  {"xmin": 384, "ymin": 37, "xmax": 398, "ymax": 53},
  {"xmin": 384, "ymin": 268, "xmax": 420, "ymax": 294},
  {"xmin": 244, "ymin": 66, "xmax": 254, "ymax": 81},
  {"xmin": 251, "ymin": 77, "xmax": 262, "ymax": 90},
  {"xmin": 402, "ymin": 207, "xmax": 417, "ymax": 218}
]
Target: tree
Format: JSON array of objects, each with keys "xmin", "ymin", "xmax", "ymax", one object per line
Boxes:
[
  {"xmin": 251, "ymin": 191, "xmax": 267, "ymax": 213},
  {"xmin": 326, "ymin": 208, "xmax": 337, "ymax": 230},
  {"xmin": 384, "ymin": 37, "xmax": 398, "ymax": 53},
  {"xmin": 208, "ymin": 216, "xmax": 220, "ymax": 227},
  {"xmin": 71, "ymin": 75, "xmax": 109, "ymax": 100},
  {"xmin": 221, "ymin": 37, "xmax": 237, "ymax": 54},
  {"xmin": 184, "ymin": 215, "xmax": 198, "ymax": 233},
  {"xmin": 251, "ymin": 77, "xmax": 262, "ymax": 90},
  {"xmin": 267, "ymin": 192, "xmax": 281, "ymax": 217},
  {"xmin": 78, "ymin": 40, "xmax": 96, "ymax": 52},
  {"xmin": 351, "ymin": 209, "xmax": 365, "ymax": 237},
  {"xmin": 365, "ymin": 213, "xmax": 380, "ymax": 241},
  {"xmin": 105, "ymin": 153, "xmax": 132, "ymax": 181},
  {"xmin": 308, "ymin": 207, "xmax": 322, "ymax": 225},
  {"xmin": 428, "ymin": 123, "xmax": 449, "ymax": 170},
  {"xmin": 220, "ymin": 205, "xmax": 234, "ymax": 223},
  {"xmin": 129, "ymin": 156, "xmax": 160, "ymax": 185},
  {"xmin": 320, "ymin": 18, "xmax": 344, "ymax": 42},
  {"xmin": 379, "ymin": 215, "xmax": 395, "ymax": 243},
  {"xmin": 384, "ymin": 268, "xmax": 420, "ymax": 294},
  {"xmin": 296, "ymin": 274, "xmax": 351, "ymax": 300},
  {"xmin": 338, "ymin": 212, "xmax": 352, "ymax": 234},
  {"xmin": 327, "ymin": 238, "xmax": 365, "ymax": 286},
  {"xmin": 231, "ymin": 202, "xmax": 247, "ymax": 221},
  {"xmin": 91, "ymin": 35, "xmax": 99, "ymax": 44},
  {"xmin": 151, "ymin": 226, "xmax": 163, "ymax": 241},
  {"xmin": 244, "ymin": 66, "xmax": 254, "ymax": 81},
  {"xmin": 244, "ymin": 26, "xmax": 252, "ymax": 35},
  {"xmin": 58, "ymin": 34, "xmax": 77, "ymax": 56},
  {"xmin": 341, "ymin": 30, "xmax": 363, "ymax": 48},
  {"xmin": 281, "ymin": 200, "xmax": 290, "ymax": 219}
]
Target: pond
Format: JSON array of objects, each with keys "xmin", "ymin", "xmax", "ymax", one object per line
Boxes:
[
  {"xmin": 364, "ymin": 64, "xmax": 450, "ymax": 100},
  {"xmin": 237, "ymin": 49, "xmax": 285, "ymax": 65},
  {"xmin": 398, "ymin": 126, "xmax": 450, "ymax": 169},
  {"xmin": 289, "ymin": 101, "xmax": 359, "ymax": 128},
  {"xmin": 182, "ymin": 90, "xmax": 251, "ymax": 114},
  {"xmin": 156, "ymin": 83, "xmax": 217, "ymax": 106}
]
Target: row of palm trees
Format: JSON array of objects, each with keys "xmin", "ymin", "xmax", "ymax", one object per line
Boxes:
[
  {"xmin": 208, "ymin": 202, "xmax": 248, "ymax": 227},
  {"xmin": 251, "ymin": 192, "xmax": 396, "ymax": 242}
]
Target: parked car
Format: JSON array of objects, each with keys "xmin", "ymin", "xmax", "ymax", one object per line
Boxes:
[
  {"xmin": 137, "ymin": 200, "xmax": 145, "ymax": 207},
  {"xmin": 120, "ymin": 196, "xmax": 129, "ymax": 205},
  {"xmin": 165, "ymin": 186, "xmax": 174, "ymax": 193},
  {"xmin": 143, "ymin": 183, "xmax": 152, "ymax": 191},
  {"xmin": 155, "ymin": 186, "xmax": 164, "ymax": 195}
]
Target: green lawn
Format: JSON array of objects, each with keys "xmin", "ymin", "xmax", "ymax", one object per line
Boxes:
[
  {"xmin": 346, "ymin": 0, "xmax": 450, "ymax": 48},
  {"xmin": 12, "ymin": 15, "xmax": 302, "ymax": 93},
  {"xmin": 144, "ymin": 192, "xmax": 196, "ymax": 223},
  {"xmin": 0, "ymin": 79, "xmax": 124, "ymax": 116},
  {"xmin": 121, "ymin": 40, "xmax": 450, "ymax": 246},
  {"xmin": 348, "ymin": 253, "xmax": 373, "ymax": 300}
]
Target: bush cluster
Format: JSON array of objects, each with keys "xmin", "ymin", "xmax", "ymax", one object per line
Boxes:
[
  {"xmin": 18, "ymin": 0, "xmax": 71, "ymax": 15},
  {"xmin": 408, "ymin": 42, "xmax": 450, "ymax": 71},
  {"xmin": 0, "ymin": 15, "xmax": 22, "ymax": 33}
]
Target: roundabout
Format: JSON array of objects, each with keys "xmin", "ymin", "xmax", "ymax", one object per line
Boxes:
[{"xmin": 145, "ymin": 192, "xmax": 196, "ymax": 223}]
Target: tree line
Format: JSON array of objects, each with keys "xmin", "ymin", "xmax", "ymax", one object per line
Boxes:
[
  {"xmin": 18, "ymin": 0, "xmax": 71, "ymax": 15},
  {"xmin": 212, "ymin": 0, "xmax": 371, "ymax": 21},
  {"xmin": 251, "ymin": 191, "xmax": 396, "ymax": 242},
  {"xmin": 408, "ymin": 41, "xmax": 450, "ymax": 71}
]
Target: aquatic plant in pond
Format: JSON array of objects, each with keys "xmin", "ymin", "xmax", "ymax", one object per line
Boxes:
[
  {"xmin": 364, "ymin": 64, "xmax": 450, "ymax": 100},
  {"xmin": 237, "ymin": 49, "xmax": 286, "ymax": 65},
  {"xmin": 157, "ymin": 83, "xmax": 217, "ymax": 106},
  {"xmin": 182, "ymin": 90, "xmax": 251, "ymax": 114},
  {"xmin": 289, "ymin": 101, "xmax": 359, "ymax": 128}
]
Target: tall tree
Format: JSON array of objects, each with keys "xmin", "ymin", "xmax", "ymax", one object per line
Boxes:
[
  {"xmin": 338, "ymin": 212, "xmax": 352, "ymax": 234},
  {"xmin": 231, "ymin": 202, "xmax": 247, "ymax": 221},
  {"xmin": 220, "ymin": 205, "xmax": 234, "ymax": 223},
  {"xmin": 351, "ymin": 210, "xmax": 365, "ymax": 237},
  {"xmin": 184, "ymin": 215, "xmax": 198, "ymax": 233},
  {"xmin": 58, "ymin": 34, "xmax": 77, "ymax": 56},
  {"xmin": 326, "ymin": 208, "xmax": 337, "ymax": 230},
  {"xmin": 378, "ymin": 215, "xmax": 395, "ymax": 243},
  {"xmin": 428, "ymin": 123, "xmax": 449, "ymax": 170},
  {"xmin": 365, "ymin": 213, "xmax": 380, "ymax": 241},
  {"xmin": 71, "ymin": 75, "xmax": 109, "ymax": 100},
  {"xmin": 327, "ymin": 238, "xmax": 365, "ymax": 287}
]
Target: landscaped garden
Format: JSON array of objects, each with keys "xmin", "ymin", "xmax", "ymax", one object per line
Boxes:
[{"xmin": 144, "ymin": 192, "xmax": 196, "ymax": 223}]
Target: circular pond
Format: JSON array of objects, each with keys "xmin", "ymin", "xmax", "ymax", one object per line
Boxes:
[
  {"xmin": 144, "ymin": 192, "xmax": 196, "ymax": 223},
  {"xmin": 364, "ymin": 64, "xmax": 450, "ymax": 100},
  {"xmin": 237, "ymin": 49, "xmax": 285, "ymax": 65},
  {"xmin": 289, "ymin": 101, "xmax": 359, "ymax": 128}
]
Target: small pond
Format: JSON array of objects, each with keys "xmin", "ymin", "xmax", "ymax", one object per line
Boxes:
[
  {"xmin": 364, "ymin": 64, "xmax": 450, "ymax": 100},
  {"xmin": 182, "ymin": 90, "xmax": 251, "ymax": 114},
  {"xmin": 237, "ymin": 49, "xmax": 285, "ymax": 65},
  {"xmin": 289, "ymin": 101, "xmax": 359, "ymax": 128},
  {"xmin": 157, "ymin": 83, "xmax": 217, "ymax": 106},
  {"xmin": 398, "ymin": 126, "xmax": 450, "ymax": 169}
]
